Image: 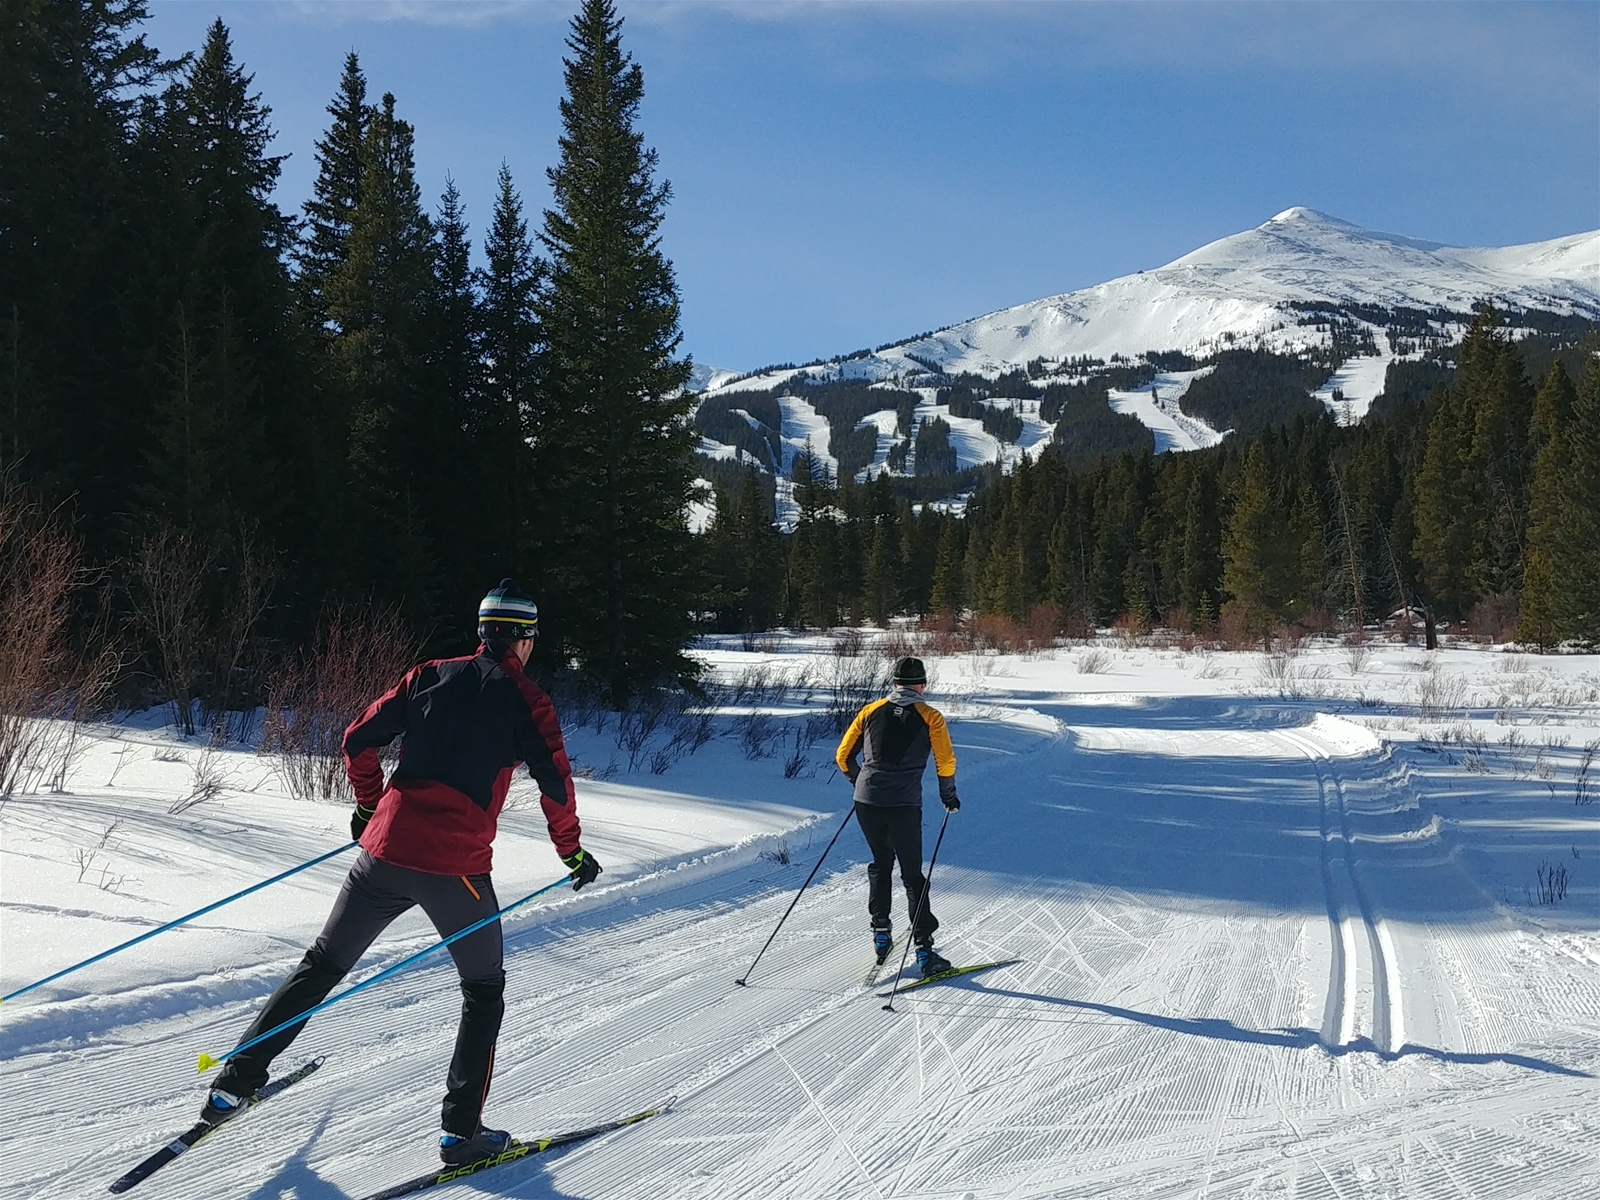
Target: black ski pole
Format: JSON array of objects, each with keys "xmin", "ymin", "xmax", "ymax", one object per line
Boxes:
[
  {"xmin": 882, "ymin": 808, "xmax": 951, "ymax": 1012},
  {"xmin": 735, "ymin": 806, "xmax": 857, "ymax": 987}
]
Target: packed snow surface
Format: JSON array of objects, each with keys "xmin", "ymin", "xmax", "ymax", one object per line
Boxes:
[
  {"xmin": 5, "ymin": 639, "xmax": 1600, "ymax": 1198},
  {"xmin": 1108, "ymin": 367, "xmax": 1225, "ymax": 452}
]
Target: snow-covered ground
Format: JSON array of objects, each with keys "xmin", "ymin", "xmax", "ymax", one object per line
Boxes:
[
  {"xmin": 1315, "ymin": 325, "xmax": 1400, "ymax": 426},
  {"xmin": 5, "ymin": 639, "xmax": 1600, "ymax": 1198},
  {"xmin": 1107, "ymin": 367, "xmax": 1226, "ymax": 453}
]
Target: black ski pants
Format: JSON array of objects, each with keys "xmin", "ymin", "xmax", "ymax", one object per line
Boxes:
[
  {"xmin": 215, "ymin": 850, "xmax": 506, "ymax": 1135},
  {"xmin": 855, "ymin": 802, "xmax": 939, "ymax": 944}
]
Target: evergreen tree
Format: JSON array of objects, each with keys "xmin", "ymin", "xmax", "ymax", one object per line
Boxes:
[
  {"xmin": 143, "ymin": 20, "xmax": 295, "ymax": 546},
  {"xmin": 327, "ymin": 91, "xmax": 437, "ymax": 608},
  {"xmin": 930, "ymin": 518, "xmax": 965, "ymax": 616},
  {"xmin": 478, "ymin": 164, "xmax": 541, "ymax": 580},
  {"xmin": 297, "ymin": 52, "xmax": 368, "ymax": 329},
  {"xmin": 1412, "ymin": 384, "xmax": 1475, "ymax": 618},
  {"xmin": 0, "ymin": 0, "xmax": 169, "ymax": 551},
  {"xmin": 1519, "ymin": 362, "xmax": 1578, "ymax": 646},
  {"xmin": 1222, "ymin": 442, "xmax": 1296, "ymax": 644},
  {"xmin": 532, "ymin": 0, "xmax": 695, "ymax": 699}
]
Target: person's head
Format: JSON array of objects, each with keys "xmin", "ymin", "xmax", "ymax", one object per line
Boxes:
[
  {"xmin": 478, "ymin": 578, "xmax": 539, "ymax": 664},
  {"xmin": 892, "ymin": 656, "xmax": 927, "ymax": 694}
]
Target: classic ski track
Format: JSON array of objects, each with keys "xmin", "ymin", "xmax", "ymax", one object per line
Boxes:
[{"xmin": 1278, "ymin": 726, "xmax": 1404, "ymax": 1054}]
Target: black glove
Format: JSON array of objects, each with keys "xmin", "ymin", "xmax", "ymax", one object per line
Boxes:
[
  {"xmin": 939, "ymin": 777, "xmax": 960, "ymax": 813},
  {"xmin": 351, "ymin": 803, "xmax": 376, "ymax": 841},
  {"xmin": 562, "ymin": 848, "xmax": 603, "ymax": 891}
]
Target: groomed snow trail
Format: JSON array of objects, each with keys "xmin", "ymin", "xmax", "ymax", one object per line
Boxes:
[{"xmin": 4, "ymin": 664, "xmax": 1598, "ymax": 1199}]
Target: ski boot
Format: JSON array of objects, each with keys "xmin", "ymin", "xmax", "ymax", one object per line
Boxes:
[
  {"xmin": 199, "ymin": 1086, "xmax": 249, "ymax": 1126},
  {"xmin": 440, "ymin": 1124, "xmax": 513, "ymax": 1166},
  {"xmin": 915, "ymin": 943, "xmax": 952, "ymax": 978},
  {"xmin": 873, "ymin": 927, "xmax": 893, "ymax": 964}
]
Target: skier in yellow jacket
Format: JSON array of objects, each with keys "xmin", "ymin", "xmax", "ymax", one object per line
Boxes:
[{"xmin": 835, "ymin": 657, "xmax": 959, "ymax": 977}]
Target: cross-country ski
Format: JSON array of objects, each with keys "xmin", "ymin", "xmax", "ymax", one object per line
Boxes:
[
  {"xmin": 107, "ymin": 1058, "xmax": 325, "ymax": 1193},
  {"xmin": 356, "ymin": 1098, "xmax": 676, "ymax": 1200},
  {"xmin": 876, "ymin": 958, "xmax": 1022, "ymax": 998}
]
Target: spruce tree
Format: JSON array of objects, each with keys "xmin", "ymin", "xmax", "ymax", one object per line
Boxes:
[
  {"xmin": 532, "ymin": 0, "xmax": 695, "ymax": 699},
  {"xmin": 1547, "ymin": 361, "xmax": 1600, "ymax": 643},
  {"xmin": 327, "ymin": 91, "xmax": 437, "ymax": 608},
  {"xmin": 1412, "ymin": 384, "xmax": 1475, "ymax": 619},
  {"xmin": 297, "ymin": 52, "xmax": 368, "ymax": 329},
  {"xmin": 144, "ymin": 20, "xmax": 294, "ymax": 546},
  {"xmin": 1222, "ymin": 442, "xmax": 1295, "ymax": 645},
  {"xmin": 479, "ymin": 164, "xmax": 541, "ymax": 580},
  {"xmin": 1518, "ymin": 362, "xmax": 1577, "ymax": 646}
]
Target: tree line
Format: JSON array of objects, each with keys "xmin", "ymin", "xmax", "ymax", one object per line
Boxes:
[
  {"xmin": 700, "ymin": 313, "xmax": 1599, "ymax": 648},
  {"xmin": 1, "ymin": 0, "xmax": 694, "ymax": 706}
]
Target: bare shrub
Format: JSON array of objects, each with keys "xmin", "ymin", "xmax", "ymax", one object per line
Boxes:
[
  {"xmin": 201, "ymin": 525, "xmax": 277, "ymax": 738},
  {"xmin": 1535, "ymin": 859, "xmax": 1569, "ymax": 905},
  {"xmin": 171, "ymin": 733, "xmax": 233, "ymax": 813},
  {"xmin": 831, "ymin": 629, "xmax": 867, "ymax": 658},
  {"xmin": 968, "ymin": 614, "xmax": 1024, "ymax": 654},
  {"xmin": 739, "ymin": 711, "xmax": 778, "ymax": 759},
  {"xmin": 758, "ymin": 842, "xmax": 792, "ymax": 866},
  {"xmin": 0, "ymin": 480, "xmax": 120, "ymax": 799},
  {"xmin": 615, "ymin": 696, "xmax": 667, "ymax": 772},
  {"xmin": 1345, "ymin": 638, "xmax": 1372, "ymax": 675},
  {"xmin": 261, "ymin": 601, "xmax": 418, "ymax": 803},
  {"xmin": 826, "ymin": 653, "xmax": 890, "ymax": 733},
  {"xmin": 880, "ymin": 625, "xmax": 923, "ymax": 661},
  {"xmin": 1077, "ymin": 648, "xmax": 1112, "ymax": 675},
  {"xmin": 129, "ymin": 522, "xmax": 213, "ymax": 735},
  {"xmin": 782, "ymin": 747, "xmax": 809, "ymax": 778},
  {"xmin": 1022, "ymin": 603, "xmax": 1063, "ymax": 654},
  {"xmin": 1467, "ymin": 593, "xmax": 1519, "ymax": 644},
  {"xmin": 1576, "ymin": 740, "xmax": 1598, "ymax": 806},
  {"xmin": 1415, "ymin": 671, "xmax": 1469, "ymax": 719}
]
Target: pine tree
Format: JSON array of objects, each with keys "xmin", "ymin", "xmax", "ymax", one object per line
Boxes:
[
  {"xmin": 478, "ymin": 164, "xmax": 541, "ymax": 581},
  {"xmin": 1412, "ymin": 384, "xmax": 1475, "ymax": 619},
  {"xmin": 930, "ymin": 518, "xmax": 965, "ymax": 616},
  {"xmin": 297, "ymin": 52, "xmax": 368, "ymax": 329},
  {"xmin": 1518, "ymin": 362, "xmax": 1578, "ymax": 647},
  {"xmin": 532, "ymin": 0, "xmax": 695, "ymax": 699},
  {"xmin": 144, "ymin": 20, "xmax": 294, "ymax": 545},
  {"xmin": 327, "ymin": 91, "xmax": 437, "ymax": 608},
  {"xmin": 0, "ymin": 0, "xmax": 168, "ymax": 552},
  {"xmin": 1542, "ymin": 361, "xmax": 1600, "ymax": 644},
  {"xmin": 1222, "ymin": 442, "xmax": 1295, "ymax": 645}
]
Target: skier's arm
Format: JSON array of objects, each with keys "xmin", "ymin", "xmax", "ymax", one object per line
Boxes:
[
  {"xmin": 835, "ymin": 701, "xmax": 877, "ymax": 781},
  {"xmin": 920, "ymin": 704, "xmax": 960, "ymax": 809},
  {"xmin": 508, "ymin": 670, "xmax": 582, "ymax": 859},
  {"xmin": 342, "ymin": 665, "xmax": 424, "ymax": 809}
]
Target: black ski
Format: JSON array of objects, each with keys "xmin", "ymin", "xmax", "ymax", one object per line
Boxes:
[
  {"xmin": 108, "ymin": 1057, "xmax": 325, "ymax": 1193},
  {"xmin": 878, "ymin": 959, "xmax": 1020, "ymax": 998},
  {"xmin": 357, "ymin": 1096, "xmax": 677, "ymax": 1200}
]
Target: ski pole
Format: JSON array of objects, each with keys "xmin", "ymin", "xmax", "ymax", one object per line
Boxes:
[
  {"xmin": 882, "ymin": 808, "xmax": 950, "ymax": 1012},
  {"xmin": 1, "ymin": 842, "xmax": 358, "ymax": 1005},
  {"xmin": 197, "ymin": 869, "xmax": 574, "ymax": 1073},
  {"xmin": 735, "ymin": 806, "xmax": 857, "ymax": 988}
]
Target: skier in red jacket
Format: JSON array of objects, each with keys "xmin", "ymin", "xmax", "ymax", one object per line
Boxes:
[{"xmin": 203, "ymin": 580, "xmax": 601, "ymax": 1166}]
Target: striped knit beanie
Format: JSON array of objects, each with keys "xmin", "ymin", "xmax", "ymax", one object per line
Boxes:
[{"xmin": 478, "ymin": 578, "xmax": 539, "ymax": 643}]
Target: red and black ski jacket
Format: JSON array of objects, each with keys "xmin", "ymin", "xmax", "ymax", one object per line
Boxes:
[{"xmin": 342, "ymin": 647, "xmax": 580, "ymax": 875}]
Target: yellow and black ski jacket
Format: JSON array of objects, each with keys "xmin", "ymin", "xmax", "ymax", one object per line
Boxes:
[{"xmin": 835, "ymin": 687, "xmax": 957, "ymax": 808}]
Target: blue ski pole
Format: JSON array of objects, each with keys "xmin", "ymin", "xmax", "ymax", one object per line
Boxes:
[
  {"xmin": 196, "ymin": 870, "xmax": 574, "ymax": 1073},
  {"xmin": 2, "ymin": 842, "xmax": 358, "ymax": 1005}
]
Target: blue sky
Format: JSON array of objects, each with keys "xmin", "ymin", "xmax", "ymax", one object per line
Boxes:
[{"xmin": 144, "ymin": 1, "xmax": 1600, "ymax": 372}]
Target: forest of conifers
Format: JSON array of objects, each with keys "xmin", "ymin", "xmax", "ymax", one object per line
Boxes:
[{"xmin": 3, "ymin": 2, "xmax": 1598, "ymax": 736}]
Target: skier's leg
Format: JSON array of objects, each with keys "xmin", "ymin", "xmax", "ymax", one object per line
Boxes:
[
  {"xmin": 414, "ymin": 871, "xmax": 505, "ymax": 1136},
  {"xmin": 888, "ymin": 805, "xmax": 939, "ymax": 944},
  {"xmin": 855, "ymin": 802, "xmax": 896, "ymax": 934},
  {"xmin": 215, "ymin": 852, "xmax": 411, "ymax": 1094}
]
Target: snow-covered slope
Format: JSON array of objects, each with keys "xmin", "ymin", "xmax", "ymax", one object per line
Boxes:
[
  {"xmin": 879, "ymin": 209, "xmax": 1600, "ymax": 378},
  {"xmin": 705, "ymin": 210, "xmax": 1599, "ymax": 395},
  {"xmin": 5, "ymin": 642, "xmax": 1599, "ymax": 1199}
]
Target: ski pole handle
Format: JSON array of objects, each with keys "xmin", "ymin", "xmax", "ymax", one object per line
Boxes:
[
  {"xmin": 197, "ymin": 870, "xmax": 574, "ymax": 1072},
  {"xmin": 1, "ymin": 842, "xmax": 359, "ymax": 1005},
  {"xmin": 735, "ymin": 806, "xmax": 857, "ymax": 988},
  {"xmin": 882, "ymin": 808, "xmax": 950, "ymax": 1011}
]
